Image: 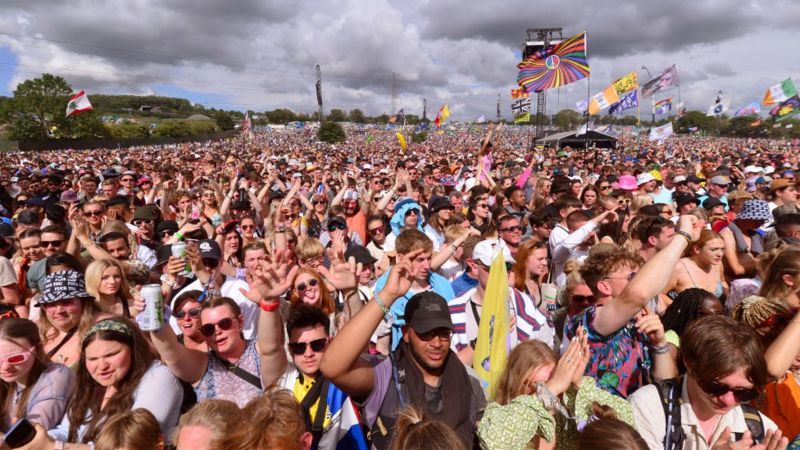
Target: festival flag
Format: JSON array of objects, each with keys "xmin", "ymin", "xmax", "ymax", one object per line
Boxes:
[
  {"xmin": 65, "ymin": 90, "xmax": 93, "ymax": 117},
  {"xmin": 396, "ymin": 132, "xmax": 407, "ymax": 151},
  {"xmin": 612, "ymin": 71, "xmax": 639, "ymax": 95},
  {"xmin": 608, "ymin": 90, "xmax": 638, "ymax": 115},
  {"xmin": 516, "ymin": 31, "xmax": 590, "ymax": 93},
  {"xmin": 641, "ymin": 64, "xmax": 680, "ymax": 98},
  {"xmin": 388, "ymin": 108, "xmax": 405, "ymax": 124},
  {"xmin": 434, "ymin": 105, "xmax": 449, "ymax": 127},
  {"xmin": 511, "ymin": 98, "xmax": 531, "ymax": 118},
  {"xmin": 763, "ymin": 78, "xmax": 798, "ymax": 106},
  {"xmin": 706, "ymin": 92, "xmax": 731, "ymax": 117},
  {"xmin": 734, "ymin": 100, "xmax": 761, "ymax": 117},
  {"xmin": 476, "ymin": 115, "xmax": 486, "ymax": 124},
  {"xmin": 514, "ymin": 112, "xmax": 531, "ymax": 124},
  {"xmin": 511, "ymin": 87, "xmax": 530, "ymax": 99},
  {"xmin": 655, "ymin": 98, "xmax": 673, "ymax": 115},
  {"xmin": 649, "ymin": 122, "xmax": 674, "ymax": 141},
  {"xmin": 472, "ymin": 249, "xmax": 509, "ymax": 397},
  {"xmin": 575, "ymin": 99, "xmax": 589, "ymax": 115},
  {"xmin": 588, "ymin": 84, "xmax": 620, "ymax": 115},
  {"xmin": 676, "ymin": 102, "xmax": 687, "ymax": 118},
  {"xmin": 770, "ymin": 95, "xmax": 800, "ymax": 122},
  {"xmin": 241, "ymin": 112, "xmax": 254, "ymax": 140}
]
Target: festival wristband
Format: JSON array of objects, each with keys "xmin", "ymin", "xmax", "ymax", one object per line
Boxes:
[
  {"xmin": 675, "ymin": 231, "xmax": 692, "ymax": 245},
  {"xmin": 174, "ymin": 231, "xmax": 184, "ymax": 241},
  {"xmin": 259, "ymin": 300, "xmax": 280, "ymax": 312},
  {"xmin": 374, "ymin": 295, "xmax": 390, "ymax": 316},
  {"xmin": 651, "ymin": 343, "xmax": 669, "ymax": 355}
]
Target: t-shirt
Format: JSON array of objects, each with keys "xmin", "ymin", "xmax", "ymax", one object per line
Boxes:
[
  {"xmin": 0, "ymin": 256, "xmax": 16, "ymax": 288},
  {"xmin": 565, "ymin": 306, "xmax": 653, "ymax": 399},
  {"xmin": 346, "ymin": 210, "xmax": 367, "ymax": 246}
]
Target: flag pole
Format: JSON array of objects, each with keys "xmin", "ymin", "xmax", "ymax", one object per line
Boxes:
[{"xmin": 585, "ymin": 74, "xmax": 591, "ymax": 149}]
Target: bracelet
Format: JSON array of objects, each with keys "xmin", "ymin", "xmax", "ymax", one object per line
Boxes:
[
  {"xmin": 374, "ymin": 295, "xmax": 390, "ymax": 316},
  {"xmin": 651, "ymin": 343, "xmax": 669, "ymax": 355},
  {"xmin": 675, "ymin": 231, "xmax": 693, "ymax": 245},
  {"xmin": 259, "ymin": 300, "xmax": 280, "ymax": 312},
  {"xmin": 174, "ymin": 231, "xmax": 184, "ymax": 241}
]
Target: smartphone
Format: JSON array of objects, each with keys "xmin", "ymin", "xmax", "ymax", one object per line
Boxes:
[{"xmin": 5, "ymin": 419, "xmax": 36, "ymax": 448}]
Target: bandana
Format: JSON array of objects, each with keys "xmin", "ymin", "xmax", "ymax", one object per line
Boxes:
[{"xmin": 83, "ymin": 319, "xmax": 133, "ymax": 344}]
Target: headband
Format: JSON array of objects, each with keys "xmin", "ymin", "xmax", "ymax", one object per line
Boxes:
[{"xmin": 83, "ymin": 319, "xmax": 134, "ymax": 344}]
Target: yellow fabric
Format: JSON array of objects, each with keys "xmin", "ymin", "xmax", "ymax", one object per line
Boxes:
[
  {"xmin": 473, "ymin": 251, "xmax": 509, "ymax": 398},
  {"xmin": 292, "ymin": 375, "xmax": 331, "ymax": 428}
]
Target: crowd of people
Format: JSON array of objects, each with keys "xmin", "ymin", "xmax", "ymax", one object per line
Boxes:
[{"xmin": 0, "ymin": 123, "xmax": 798, "ymax": 449}]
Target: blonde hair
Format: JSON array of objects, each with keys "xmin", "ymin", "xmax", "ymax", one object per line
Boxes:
[
  {"xmin": 172, "ymin": 399, "xmax": 241, "ymax": 449},
  {"xmin": 390, "ymin": 406, "xmax": 467, "ymax": 450},
  {"xmin": 493, "ymin": 340, "xmax": 557, "ymax": 405},
  {"xmin": 84, "ymin": 258, "xmax": 133, "ymax": 313},
  {"xmin": 95, "ymin": 409, "xmax": 163, "ymax": 450},
  {"xmin": 630, "ymin": 194, "xmax": 653, "ymax": 215},
  {"xmin": 758, "ymin": 247, "xmax": 800, "ymax": 306},
  {"xmin": 561, "ymin": 260, "xmax": 587, "ymax": 307},
  {"xmin": 443, "ymin": 224, "xmax": 467, "ymax": 244},
  {"xmin": 730, "ymin": 295, "xmax": 791, "ymax": 345},
  {"xmin": 295, "ymin": 237, "xmax": 324, "ymax": 262}
]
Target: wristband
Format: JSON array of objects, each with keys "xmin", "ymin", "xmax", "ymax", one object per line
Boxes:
[
  {"xmin": 374, "ymin": 295, "xmax": 390, "ymax": 316},
  {"xmin": 675, "ymin": 230, "xmax": 692, "ymax": 245},
  {"xmin": 174, "ymin": 231, "xmax": 184, "ymax": 241},
  {"xmin": 259, "ymin": 300, "xmax": 280, "ymax": 312},
  {"xmin": 651, "ymin": 343, "xmax": 669, "ymax": 355}
]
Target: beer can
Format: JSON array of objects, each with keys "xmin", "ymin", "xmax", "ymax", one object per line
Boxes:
[{"xmin": 137, "ymin": 284, "xmax": 164, "ymax": 331}]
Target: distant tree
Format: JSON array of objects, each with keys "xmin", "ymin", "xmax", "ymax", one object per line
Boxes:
[
  {"xmin": 348, "ymin": 108, "xmax": 366, "ymax": 123},
  {"xmin": 375, "ymin": 114, "xmax": 390, "ymax": 124},
  {"xmin": 153, "ymin": 120, "xmax": 192, "ymax": 138},
  {"xmin": 109, "ymin": 122, "xmax": 150, "ymax": 139},
  {"xmin": 317, "ymin": 121, "xmax": 345, "ymax": 143},
  {"xmin": 212, "ymin": 112, "xmax": 235, "ymax": 131},
  {"xmin": 264, "ymin": 108, "xmax": 297, "ymax": 124},
  {"xmin": 68, "ymin": 112, "xmax": 111, "ymax": 139},
  {"xmin": 7, "ymin": 73, "xmax": 72, "ymax": 140},
  {"xmin": 553, "ymin": 109, "xmax": 582, "ymax": 131},
  {"xmin": 188, "ymin": 120, "xmax": 219, "ymax": 136},
  {"xmin": 327, "ymin": 109, "xmax": 347, "ymax": 122},
  {"xmin": 676, "ymin": 111, "xmax": 716, "ymax": 134}
]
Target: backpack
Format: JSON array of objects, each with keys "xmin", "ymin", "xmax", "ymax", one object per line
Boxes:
[{"xmin": 656, "ymin": 377, "xmax": 765, "ymax": 450}]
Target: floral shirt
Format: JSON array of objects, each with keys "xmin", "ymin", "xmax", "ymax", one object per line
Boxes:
[
  {"xmin": 565, "ymin": 306, "xmax": 653, "ymax": 399},
  {"xmin": 478, "ymin": 377, "xmax": 634, "ymax": 450}
]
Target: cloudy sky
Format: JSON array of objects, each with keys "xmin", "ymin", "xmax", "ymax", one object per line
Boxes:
[{"xmin": 1, "ymin": 0, "xmax": 798, "ymax": 121}]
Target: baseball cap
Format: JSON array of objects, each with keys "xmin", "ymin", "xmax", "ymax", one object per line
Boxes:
[
  {"xmin": 744, "ymin": 165, "xmax": 763, "ymax": 174},
  {"xmin": 636, "ymin": 173, "xmax": 655, "ymax": 186},
  {"xmin": 709, "ymin": 175, "xmax": 731, "ymax": 186},
  {"xmin": 674, "ymin": 194, "xmax": 699, "ymax": 208},
  {"xmin": 345, "ymin": 245, "xmax": 377, "ymax": 266},
  {"xmin": 404, "ymin": 291, "xmax": 453, "ymax": 334},
  {"xmin": 686, "ymin": 175, "xmax": 703, "ymax": 184},
  {"xmin": 198, "ymin": 239, "xmax": 221, "ymax": 265},
  {"xmin": 672, "ymin": 176, "xmax": 687, "ymax": 184},
  {"xmin": 472, "ymin": 239, "xmax": 515, "ymax": 266}
]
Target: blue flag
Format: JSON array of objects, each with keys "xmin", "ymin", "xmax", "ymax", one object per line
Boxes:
[{"xmin": 608, "ymin": 90, "xmax": 639, "ymax": 115}]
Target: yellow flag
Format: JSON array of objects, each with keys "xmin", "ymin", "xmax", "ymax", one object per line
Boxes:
[
  {"xmin": 588, "ymin": 85, "xmax": 621, "ymax": 115},
  {"xmin": 472, "ymin": 251, "xmax": 509, "ymax": 399},
  {"xmin": 396, "ymin": 132, "xmax": 407, "ymax": 151},
  {"xmin": 612, "ymin": 71, "xmax": 638, "ymax": 95}
]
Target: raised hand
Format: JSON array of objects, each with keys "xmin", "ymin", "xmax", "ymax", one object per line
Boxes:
[
  {"xmin": 241, "ymin": 250, "xmax": 298, "ymax": 303},
  {"xmin": 377, "ymin": 249, "xmax": 421, "ymax": 304},
  {"xmin": 319, "ymin": 250, "xmax": 362, "ymax": 292},
  {"xmin": 546, "ymin": 332, "xmax": 584, "ymax": 396},
  {"xmin": 636, "ymin": 308, "xmax": 666, "ymax": 347}
]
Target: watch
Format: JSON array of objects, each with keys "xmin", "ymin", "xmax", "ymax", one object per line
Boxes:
[{"xmin": 159, "ymin": 274, "xmax": 179, "ymax": 289}]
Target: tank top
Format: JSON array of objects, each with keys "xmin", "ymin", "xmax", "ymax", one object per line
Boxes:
[{"xmin": 194, "ymin": 339, "xmax": 262, "ymax": 408}]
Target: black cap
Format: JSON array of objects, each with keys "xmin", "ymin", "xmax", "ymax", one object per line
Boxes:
[
  {"xmin": 703, "ymin": 197, "xmax": 725, "ymax": 210},
  {"xmin": 428, "ymin": 196, "xmax": 454, "ymax": 213},
  {"xmin": 674, "ymin": 194, "xmax": 699, "ymax": 208},
  {"xmin": 345, "ymin": 245, "xmax": 377, "ymax": 266},
  {"xmin": 198, "ymin": 239, "xmax": 221, "ymax": 263},
  {"xmin": 404, "ymin": 292, "xmax": 453, "ymax": 333},
  {"xmin": 327, "ymin": 216, "xmax": 347, "ymax": 229},
  {"xmin": 156, "ymin": 220, "xmax": 179, "ymax": 236},
  {"xmin": 154, "ymin": 245, "xmax": 173, "ymax": 268}
]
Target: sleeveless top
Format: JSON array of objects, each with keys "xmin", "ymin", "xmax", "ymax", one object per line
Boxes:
[
  {"xmin": 194, "ymin": 339, "xmax": 262, "ymax": 408},
  {"xmin": 667, "ymin": 260, "xmax": 724, "ymax": 300}
]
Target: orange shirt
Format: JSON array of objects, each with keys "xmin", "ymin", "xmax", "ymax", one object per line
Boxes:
[
  {"xmin": 763, "ymin": 372, "xmax": 800, "ymax": 438},
  {"xmin": 346, "ymin": 210, "xmax": 367, "ymax": 245}
]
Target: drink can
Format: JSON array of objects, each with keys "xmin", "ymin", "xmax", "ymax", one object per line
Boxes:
[
  {"xmin": 171, "ymin": 242, "xmax": 187, "ymax": 258},
  {"xmin": 541, "ymin": 283, "xmax": 559, "ymax": 312},
  {"xmin": 137, "ymin": 284, "xmax": 164, "ymax": 331}
]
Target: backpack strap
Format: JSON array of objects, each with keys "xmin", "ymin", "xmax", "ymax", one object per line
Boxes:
[
  {"xmin": 656, "ymin": 377, "xmax": 685, "ymax": 450},
  {"xmin": 737, "ymin": 403, "xmax": 765, "ymax": 444}
]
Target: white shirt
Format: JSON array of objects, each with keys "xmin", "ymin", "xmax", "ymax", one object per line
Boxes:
[
  {"xmin": 630, "ymin": 381, "xmax": 778, "ymax": 450},
  {"xmin": 171, "ymin": 277, "xmax": 259, "ymax": 339}
]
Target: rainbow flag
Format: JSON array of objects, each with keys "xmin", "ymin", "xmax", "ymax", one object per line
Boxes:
[
  {"xmin": 517, "ymin": 31, "xmax": 590, "ymax": 93},
  {"xmin": 472, "ymin": 251, "xmax": 509, "ymax": 398},
  {"xmin": 434, "ymin": 105, "xmax": 449, "ymax": 127}
]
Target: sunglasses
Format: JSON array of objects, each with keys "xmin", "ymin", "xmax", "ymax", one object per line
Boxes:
[
  {"xmin": 41, "ymin": 298, "xmax": 79, "ymax": 309},
  {"xmin": 0, "ymin": 348, "xmax": 34, "ymax": 366},
  {"xmin": 570, "ymin": 295, "xmax": 595, "ymax": 304},
  {"xmin": 599, "ymin": 185, "xmax": 611, "ymax": 190},
  {"xmin": 699, "ymin": 379, "xmax": 760, "ymax": 402},
  {"xmin": 295, "ymin": 278, "xmax": 319, "ymax": 292},
  {"xmin": 120, "ymin": 178, "xmax": 134, "ymax": 182},
  {"xmin": 41, "ymin": 240, "xmax": 63, "ymax": 248},
  {"xmin": 405, "ymin": 209, "xmax": 419, "ymax": 217},
  {"xmin": 241, "ymin": 224, "xmax": 255, "ymax": 230},
  {"xmin": 499, "ymin": 225, "xmax": 523, "ymax": 233},
  {"xmin": 327, "ymin": 223, "xmax": 347, "ymax": 232},
  {"xmin": 476, "ymin": 203, "xmax": 489, "ymax": 209},
  {"xmin": 415, "ymin": 328, "xmax": 453, "ymax": 342},
  {"xmin": 84, "ymin": 210, "xmax": 104, "ymax": 217},
  {"xmin": 160, "ymin": 230, "xmax": 175, "ymax": 237},
  {"xmin": 133, "ymin": 219, "xmax": 154, "ymax": 226},
  {"xmin": 618, "ymin": 199, "xmax": 631, "ymax": 205},
  {"xmin": 287, "ymin": 338, "xmax": 328, "ymax": 355},
  {"xmin": 312, "ymin": 200, "xmax": 327, "ymax": 205},
  {"xmin": 200, "ymin": 317, "xmax": 236, "ymax": 337},
  {"xmin": 174, "ymin": 308, "xmax": 201, "ymax": 320},
  {"xmin": 369, "ymin": 225, "xmax": 386, "ymax": 235}
]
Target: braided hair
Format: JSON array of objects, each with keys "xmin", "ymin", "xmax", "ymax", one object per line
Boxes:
[
  {"xmin": 660, "ymin": 288, "xmax": 720, "ymax": 339},
  {"xmin": 730, "ymin": 295, "xmax": 791, "ymax": 346}
]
